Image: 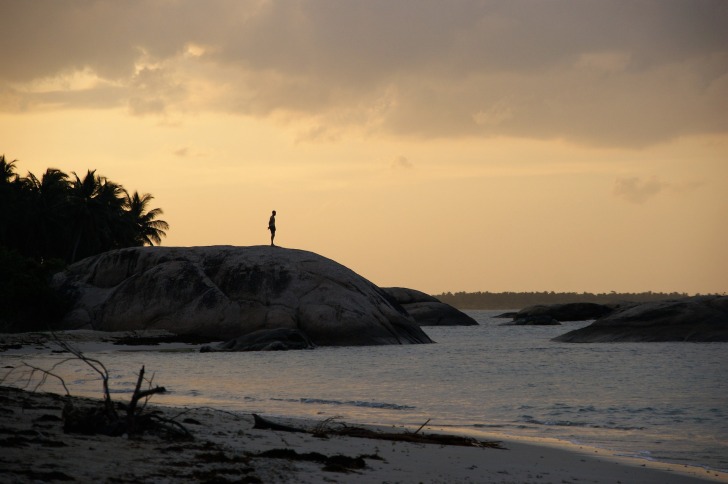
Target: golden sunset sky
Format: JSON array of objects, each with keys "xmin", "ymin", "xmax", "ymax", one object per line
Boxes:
[{"xmin": 2, "ymin": 1, "xmax": 726, "ymax": 295}]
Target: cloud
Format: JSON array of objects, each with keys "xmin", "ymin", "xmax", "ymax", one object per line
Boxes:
[
  {"xmin": 1, "ymin": 0, "xmax": 727, "ymax": 147},
  {"xmin": 669, "ymin": 179, "xmax": 705, "ymax": 194},
  {"xmin": 128, "ymin": 66, "xmax": 185, "ymax": 116},
  {"xmin": 390, "ymin": 156, "xmax": 413, "ymax": 170},
  {"xmin": 613, "ymin": 174, "xmax": 706, "ymax": 204},
  {"xmin": 472, "ymin": 101, "xmax": 514, "ymax": 127},
  {"xmin": 613, "ymin": 176, "xmax": 664, "ymax": 204}
]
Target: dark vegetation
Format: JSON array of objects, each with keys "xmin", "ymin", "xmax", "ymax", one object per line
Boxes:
[
  {"xmin": 0, "ymin": 154, "xmax": 169, "ymax": 332},
  {"xmin": 435, "ymin": 291, "xmax": 705, "ymax": 310}
]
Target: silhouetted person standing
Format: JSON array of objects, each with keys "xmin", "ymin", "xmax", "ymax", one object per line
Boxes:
[{"xmin": 268, "ymin": 210, "xmax": 276, "ymax": 246}]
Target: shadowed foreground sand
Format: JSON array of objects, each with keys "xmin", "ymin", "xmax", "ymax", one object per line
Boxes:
[{"xmin": 1, "ymin": 386, "xmax": 726, "ymax": 484}]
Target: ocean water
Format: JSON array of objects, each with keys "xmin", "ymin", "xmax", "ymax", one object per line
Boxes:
[{"xmin": 2, "ymin": 310, "xmax": 727, "ymax": 471}]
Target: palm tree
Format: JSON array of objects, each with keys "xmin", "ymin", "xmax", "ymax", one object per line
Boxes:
[
  {"xmin": 0, "ymin": 155, "xmax": 18, "ymax": 184},
  {"xmin": 68, "ymin": 170, "xmax": 127, "ymax": 262},
  {"xmin": 68, "ymin": 170, "xmax": 98, "ymax": 262},
  {"xmin": 123, "ymin": 191, "xmax": 169, "ymax": 246},
  {"xmin": 0, "ymin": 155, "xmax": 20, "ymax": 248},
  {"xmin": 94, "ymin": 176, "xmax": 128, "ymax": 249},
  {"xmin": 19, "ymin": 168, "xmax": 71, "ymax": 260},
  {"xmin": 3, "ymin": 158, "xmax": 171, "ymax": 263}
]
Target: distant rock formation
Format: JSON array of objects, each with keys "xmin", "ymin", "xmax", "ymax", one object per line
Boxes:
[
  {"xmin": 497, "ymin": 302, "xmax": 612, "ymax": 326},
  {"xmin": 499, "ymin": 315, "xmax": 561, "ymax": 326},
  {"xmin": 514, "ymin": 302, "xmax": 613, "ymax": 323},
  {"xmin": 553, "ymin": 296, "xmax": 728, "ymax": 342},
  {"xmin": 52, "ymin": 246, "xmax": 434, "ymax": 347},
  {"xmin": 382, "ymin": 287, "xmax": 478, "ymax": 326}
]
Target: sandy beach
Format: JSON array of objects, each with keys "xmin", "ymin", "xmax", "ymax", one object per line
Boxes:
[{"xmin": 1, "ymin": 385, "xmax": 726, "ymax": 484}]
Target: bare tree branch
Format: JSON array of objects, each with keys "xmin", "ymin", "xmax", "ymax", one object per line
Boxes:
[
  {"xmin": 3, "ymin": 333, "xmax": 186, "ymax": 440},
  {"xmin": 9, "ymin": 361, "xmax": 72, "ymax": 396}
]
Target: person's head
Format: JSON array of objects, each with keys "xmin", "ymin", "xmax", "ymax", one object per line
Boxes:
[{"xmin": 272, "ymin": 210, "xmax": 276, "ymax": 215}]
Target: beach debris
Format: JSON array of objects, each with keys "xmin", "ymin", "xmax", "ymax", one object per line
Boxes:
[
  {"xmin": 333, "ymin": 425, "xmax": 505, "ymax": 449},
  {"xmin": 312, "ymin": 415, "xmax": 344, "ymax": 436},
  {"xmin": 252, "ymin": 413, "xmax": 308, "ymax": 433},
  {"xmin": 2, "ymin": 337, "xmax": 191, "ymax": 440},
  {"xmin": 413, "ymin": 418, "xmax": 431, "ymax": 435},
  {"xmin": 251, "ymin": 414, "xmax": 506, "ymax": 449}
]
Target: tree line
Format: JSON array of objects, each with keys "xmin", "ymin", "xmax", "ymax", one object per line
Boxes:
[
  {"xmin": 0, "ymin": 154, "xmax": 169, "ymax": 331},
  {"xmin": 434, "ymin": 291, "xmax": 701, "ymax": 310},
  {"xmin": 1, "ymin": 155, "xmax": 168, "ymax": 264}
]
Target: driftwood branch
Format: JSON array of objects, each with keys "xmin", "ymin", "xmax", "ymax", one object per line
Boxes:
[
  {"xmin": 4, "ymin": 334, "xmax": 184, "ymax": 440},
  {"xmin": 414, "ymin": 418, "xmax": 431, "ymax": 435},
  {"xmin": 2, "ymin": 361, "xmax": 73, "ymax": 396},
  {"xmin": 50, "ymin": 336, "xmax": 117, "ymax": 419},
  {"xmin": 313, "ymin": 416, "xmax": 344, "ymax": 436},
  {"xmin": 334, "ymin": 426, "xmax": 505, "ymax": 449},
  {"xmin": 252, "ymin": 414, "xmax": 505, "ymax": 449},
  {"xmin": 125, "ymin": 365, "xmax": 167, "ymax": 435},
  {"xmin": 253, "ymin": 413, "xmax": 308, "ymax": 433}
]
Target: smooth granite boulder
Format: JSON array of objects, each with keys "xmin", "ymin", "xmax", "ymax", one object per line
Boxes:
[
  {"xmin": 382, "ymin": 287, "xmax": 478, "ymax": 326},
  {"xmin": 52, "ymin": 246, "xmax": 433, "ymax": 346},
  {"xmin": 553, "ymin": 296, "xmax": 728, "ymax": 342}
]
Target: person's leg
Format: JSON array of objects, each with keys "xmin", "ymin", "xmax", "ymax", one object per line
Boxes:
[{"xmin": 270, "ymin": 230, "xmax": 276, "ymax": 246}]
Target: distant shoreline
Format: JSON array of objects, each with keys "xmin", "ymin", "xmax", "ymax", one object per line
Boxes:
[{"xmin": 434, "ymin": 291, "xmax": 723, "ymax": 310}]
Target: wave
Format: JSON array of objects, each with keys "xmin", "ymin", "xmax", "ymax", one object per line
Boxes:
[
  {"xmin": 270, "ymin": 397, "xmax": 415, "ymax": 411},
  {"xmin": 519, "ymin": 415, "xmax": 645, "ymax": 431}
]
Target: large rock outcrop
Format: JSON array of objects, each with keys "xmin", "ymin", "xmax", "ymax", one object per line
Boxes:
[
  {"xmin": 553, "ymin": 296, "xmax": 728, "ymax": 342},
  {"xmin": 52, "ymin": 246, "xmax": 434, "ymax": 346},
  {"xmin": 382, "ymin": 287, "xmax": 478, "ymax": 326}
]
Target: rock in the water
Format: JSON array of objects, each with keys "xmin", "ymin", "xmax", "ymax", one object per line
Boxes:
[
  {"xmin": 52, "ymin": 246, "xmax": 434, "ymax": 346},
  {"xmin": 201, "ymin": 328, "xmax": 315, "ymax": 352},
  {"xmin": 553, "ymin": 296, "xmax": 728, "ymax": 342},
  {"xmin": 514, "ymin": 302, "xmax": 613, "ymax": 322},
  {"xmin": 500, "ymin": 315, "xmax": 560, "ymax": 326},
  {"xmin": 382, "ymin": 287, "xmax": 478, "ymax": 326}
]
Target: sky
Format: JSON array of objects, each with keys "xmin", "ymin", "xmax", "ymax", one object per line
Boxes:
[{"xmin": 1, "ymin": 0, "xmax": 727, "ymax": 295}]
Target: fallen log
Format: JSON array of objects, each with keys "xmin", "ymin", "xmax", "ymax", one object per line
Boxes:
[
  {"xmin": 334, "ymin": 426, "xmax": 504, "ymax": 449},
  {"xmin": 252, "ymin": 413, "xmax": 309, "ymax": 433},
  {"xmin": 251, "ymin": 414, "xmax": 505, "ymax": 449}
]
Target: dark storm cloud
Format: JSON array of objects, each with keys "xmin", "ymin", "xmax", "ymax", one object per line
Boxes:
[{"xmin": 1, "ymin": 0, "xmax": 726, "ymax": 146}]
